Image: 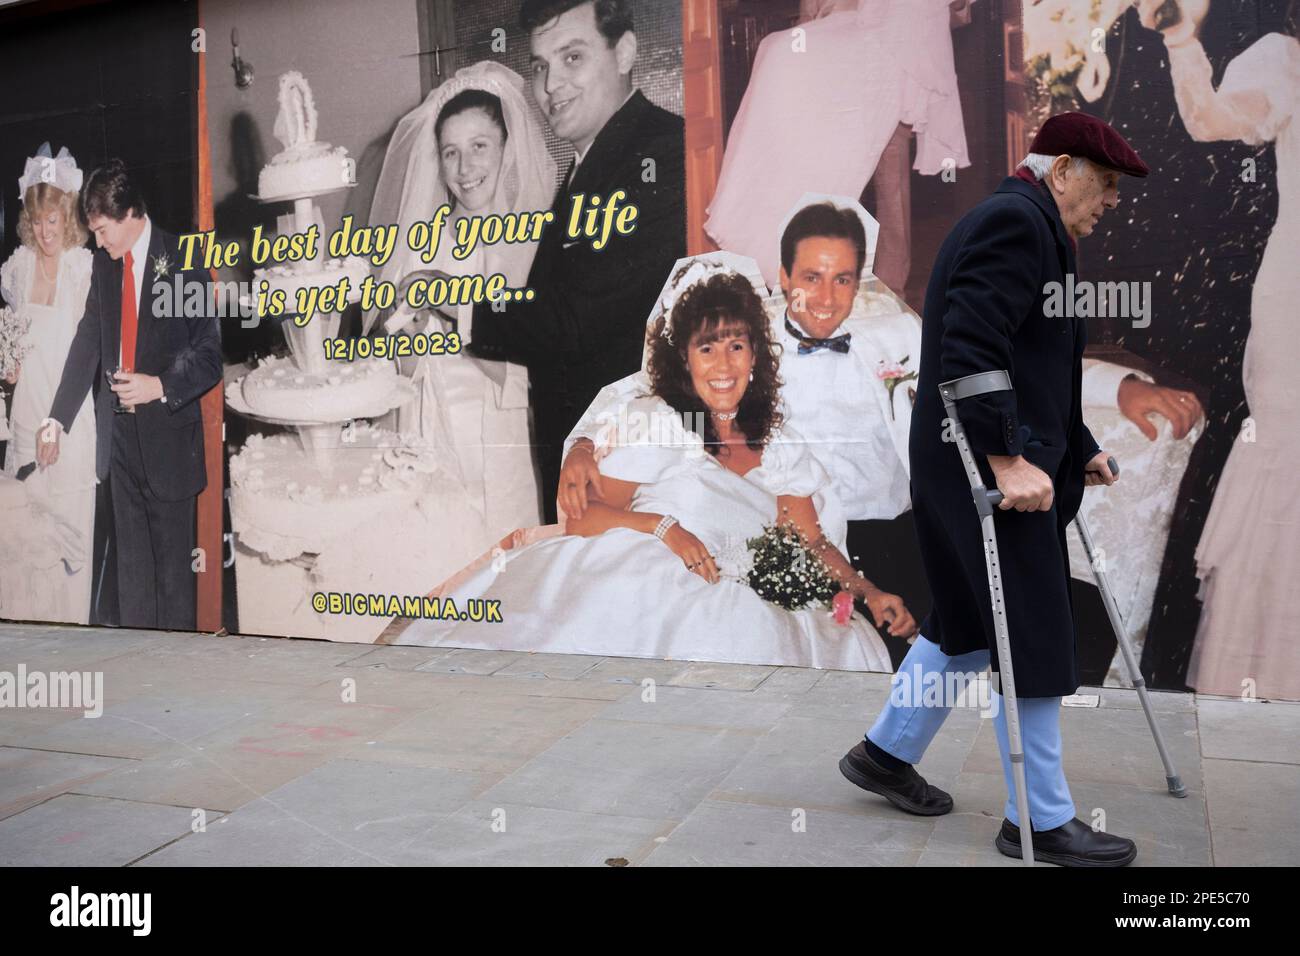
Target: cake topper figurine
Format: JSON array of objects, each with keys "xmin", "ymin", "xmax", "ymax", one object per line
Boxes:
[{"xmin": 272, "ymin": 71, "xmax": 317, "ymax": 153}]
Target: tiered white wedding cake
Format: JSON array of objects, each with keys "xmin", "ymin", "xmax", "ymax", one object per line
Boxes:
[
  {"xmin": 226, "ymin": 72, "xmax": 489, "ymax": 642},
  {"xmin": 229, "ymin": 425, "xmax": 439, "ymax": 560}
]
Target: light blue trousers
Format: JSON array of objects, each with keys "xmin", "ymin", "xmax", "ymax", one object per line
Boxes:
[{"xmin": 866, "ymin": 634, "xmax": 1076, "ymax": 831}]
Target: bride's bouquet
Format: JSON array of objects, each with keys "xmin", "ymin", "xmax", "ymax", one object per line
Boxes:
[
  {"xmin": 746, "ymin": 521, "xmax": 846, "ymax": 615},
  {"xmin": 1023, "ymin": 0, "xmax": 1130, "ymax": 109},
  {"xmin": 0, "ymin": 304, "xmax": 32, "ymax": 382}
]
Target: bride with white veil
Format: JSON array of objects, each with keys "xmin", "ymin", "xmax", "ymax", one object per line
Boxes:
[{"xmin": 368, "ymin": 61, "xmax": 557, "ymax": 537}]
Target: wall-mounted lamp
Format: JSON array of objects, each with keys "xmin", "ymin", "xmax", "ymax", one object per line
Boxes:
[{"xmin": 231, "ymin": 28, "xmax": 254, "ymax": 89}]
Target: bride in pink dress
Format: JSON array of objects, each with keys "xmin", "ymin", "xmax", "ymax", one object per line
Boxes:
[{"xmin": 705, "ymin": 0, "xmax": 971, "ymax": 287}]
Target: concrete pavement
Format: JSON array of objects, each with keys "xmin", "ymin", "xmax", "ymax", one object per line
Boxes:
[{"xmin": 1, "ymin": 623, "xmax": 1295, "ymax": 866}]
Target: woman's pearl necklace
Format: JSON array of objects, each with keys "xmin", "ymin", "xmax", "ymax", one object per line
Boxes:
[
  {"xmin": 37, "ymin": 250, "xmax": 58, "ymax": 283},
  {"xmin": 712, "ymin": 409, "xmax": 738, "ymax": 422}
]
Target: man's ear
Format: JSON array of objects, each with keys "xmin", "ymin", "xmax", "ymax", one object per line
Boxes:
[
  {"xmin": 615, "ymin": 30, "xmax": 637, "ymax": 76},
  {"xmin": 1047, "ymin": 153, "xmax": 1074, "ymax": 193}
]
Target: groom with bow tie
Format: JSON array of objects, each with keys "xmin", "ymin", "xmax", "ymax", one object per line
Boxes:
[
  {"xmin": 768, "ymin": 201, "xmax": 928, "ymax": 646},
  {"xmin": 465, "ymin": 0, "xmax": 685, "ymax": 524},
  {"xmin": 36, "ymin": 160, "xmax": 221, "ymax": 629}
]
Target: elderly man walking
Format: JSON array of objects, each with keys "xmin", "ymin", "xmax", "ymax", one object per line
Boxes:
[{"xmin": 838, "ymin": 113, "xmax": 1150, "ymax": 866}]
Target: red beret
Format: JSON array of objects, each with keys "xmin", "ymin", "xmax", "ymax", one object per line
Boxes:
[{"xmin": 1029, "ymin": 111, "xmax": 1150, "ymax": 177}]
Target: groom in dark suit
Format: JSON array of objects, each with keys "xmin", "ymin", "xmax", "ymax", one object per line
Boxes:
[
  {"xmin": 467, "ymin": 0, "xmax": 685, "ymax": 523},
  {"xmin": 36, "ymin": 160, "xmax": 221, "ymax": 629}
]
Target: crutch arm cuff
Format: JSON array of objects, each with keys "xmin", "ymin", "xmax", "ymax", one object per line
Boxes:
[
  {"xmin": 938, "ymin": 370, "xmax": 1013, "ymax": 401},
  {"xmin": 939, "ymin": 371, "xmax": 1025, "ymax": 456}
]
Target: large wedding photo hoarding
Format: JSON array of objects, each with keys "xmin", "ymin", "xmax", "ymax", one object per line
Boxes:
[{"xmin": 1, "ymin": 0, "xmax": 1295, "ymax": 705}]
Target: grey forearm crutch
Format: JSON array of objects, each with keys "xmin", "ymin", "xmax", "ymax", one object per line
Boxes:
[
  {"xmin": 938, "ymin": 370, "xmax": 1035, "ymax": 865},
  {"xmin": 1073, "ymin": 511, "xmax": 1187, "ymax": 798}
]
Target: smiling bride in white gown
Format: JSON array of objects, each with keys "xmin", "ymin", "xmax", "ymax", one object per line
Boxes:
[
  {"xmin": 1, "ymin": 145, "xmax": 96, "ymax": 624},
  {"xmin": 394, "ymin": 263, "xmax": 901, "ymax": 670}
]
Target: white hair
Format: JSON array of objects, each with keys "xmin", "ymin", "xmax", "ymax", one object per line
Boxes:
[{"xmin": 1017, "ymin": 153, "xmax": 1090, "ymax": 180}]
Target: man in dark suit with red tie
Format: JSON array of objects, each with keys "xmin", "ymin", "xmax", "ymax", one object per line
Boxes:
[
  {"xmin": 466, "ymin": 0, "xmax": 685, "ymax": 523},
  {"xmin": 36, "ymin": 160, "xmax": 221, "ymax": 629}
]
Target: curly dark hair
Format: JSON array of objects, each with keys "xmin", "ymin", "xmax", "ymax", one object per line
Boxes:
[{"xmin": 646, "ymin": 268, "xmax": 783, "ymax": 456}]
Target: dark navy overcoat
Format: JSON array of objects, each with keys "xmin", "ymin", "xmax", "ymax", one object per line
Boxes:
[{"xmin": 909, "ymin": 176, "xmax": 1103, "ymax": 698}]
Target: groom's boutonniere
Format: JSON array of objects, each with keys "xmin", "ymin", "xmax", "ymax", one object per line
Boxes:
[
  {"xmin": 152, "ymin": 253, "xmax": 171, "ymax": 281},
  {"xmin": 876, "ymin": 357, "xmax": 918, "ymax": 419}
]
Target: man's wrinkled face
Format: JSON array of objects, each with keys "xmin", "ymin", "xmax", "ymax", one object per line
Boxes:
[
  {"xmin": 528, "ymin": 2, "xmax": 635, "ymax": 156},
  {"xmin": 779, "ymin": 236, "xmax": 860, "ymax": 340},
  {"xmin": 1053, "ymin": 157, "xmax": 1120, "ymax": 239}
]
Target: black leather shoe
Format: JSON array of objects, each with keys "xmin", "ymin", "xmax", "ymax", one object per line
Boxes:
[
  {"xmin": 838, "ymin": 741, "xmax": 953, "ymax": 816},
  {"xmin": 995, "ymin": 817, "xmax": 1137, "ymax": 867}
]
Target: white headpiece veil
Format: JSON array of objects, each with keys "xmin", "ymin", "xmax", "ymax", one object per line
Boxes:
[{"xmin": 18, "ymin": 142, "xmax": 84, "ymax": 202}]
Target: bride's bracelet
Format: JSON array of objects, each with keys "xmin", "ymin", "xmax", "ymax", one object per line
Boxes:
[{"xmin": 653, "ymin": 514, "xmax": 678, "ymax": 540}]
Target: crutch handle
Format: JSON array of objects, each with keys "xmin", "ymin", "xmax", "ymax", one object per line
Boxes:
[{"xmin": 984, "ymin": 456, "xmax": 1118, "ymax": 507}]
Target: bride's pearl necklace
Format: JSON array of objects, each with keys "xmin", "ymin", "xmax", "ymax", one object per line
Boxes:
[
  {"xmin": 712, "ymin": 409, "xmax": 738, "ymax": 422},
  {"xmin": 37, "ymin": 250, "xmax": 59, "ymax": 283}
]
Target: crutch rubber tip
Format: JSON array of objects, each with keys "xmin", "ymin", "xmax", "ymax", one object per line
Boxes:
[{"xmin": 1167, "ymin": 776, "xmax": 1188, "ymax": 798}]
